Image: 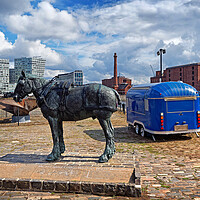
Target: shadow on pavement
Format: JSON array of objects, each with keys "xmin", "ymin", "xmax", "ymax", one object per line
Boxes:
[
  {"xmin": 0, "ymin": 153, "xmax": 99, "ymax": 164},
  {"xmin": 84, "ymin": 126, "xmax": 192, "ymax": 143}
]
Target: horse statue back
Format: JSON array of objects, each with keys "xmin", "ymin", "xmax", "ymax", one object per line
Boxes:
[
  {"xmin": 42, "ymin": 82, "xmax": 120, "ymax": 120},
  {"xmin": 14, "ymin": 71, "xmax": 121, "ymax": 163}
]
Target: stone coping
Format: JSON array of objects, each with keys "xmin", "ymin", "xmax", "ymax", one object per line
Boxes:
[{"xmin": 0, "ymin": 178, "xmax": 141, "ymax": 197}]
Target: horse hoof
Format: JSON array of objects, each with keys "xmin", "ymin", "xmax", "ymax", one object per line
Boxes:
[
  {"xmin": 60, "ymin": 150, "xmax": 65, "ymax": 154},
  {"xmin": 60, "ymin": 146, "xmax": 65, "ymax": 154},
  {"xmin": 46, "ymin": 154, "xmax": 58, "ymax": 162},
  {"xmin": 98, "ymin": 155, "xmax": 108, "ymax": 163}
]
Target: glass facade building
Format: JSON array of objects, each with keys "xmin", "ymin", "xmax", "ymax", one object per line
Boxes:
[
  {"xmin": 11, "ymin": 56, "xmax": 46, "ymax": 83},
  {"xmin": 0, "ymin": 59, "xmax": 9, "ymax": 93},
  {"xmin": 56, "ymin": 70, "xmax": 83, "ymax": 86}
]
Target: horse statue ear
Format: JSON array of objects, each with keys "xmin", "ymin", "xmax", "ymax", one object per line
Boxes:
[{"xmin": 21, "ymin": 70, "xmax": 26, "ymax": 77}]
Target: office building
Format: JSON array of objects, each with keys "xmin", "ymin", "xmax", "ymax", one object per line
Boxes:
[
  {"xmin": 56, "ymin": 70, "xmax": 83, "ymax": 86},
  {"xmin": 9, "ymin": 68, "xmax": 15, "ymax": 84},
  {"xmin": 0, "ymin": 59, "xmax": 9, "ymax": 93},
  {"xmin": 12, "ymin": 56, "xmax": 46, "ymax": 83}
]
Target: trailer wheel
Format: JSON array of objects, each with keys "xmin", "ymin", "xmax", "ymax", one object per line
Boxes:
[
  {"xmin": 135, "ymin": 124, "xmax": 140, "ymax": 135},
  {"xmin": 140, "ymin": 127, "xmax": 145, "ymax": 137}
]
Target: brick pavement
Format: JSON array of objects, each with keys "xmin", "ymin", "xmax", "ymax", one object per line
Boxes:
[
  {"xmin": 1, "ymin": 109, "xmax": 200, "ymax": 199},
  {"xmin": 138, "ymin": 150, "xmax": 200, "ymax": 199},
  {"xmin": 0, "ymin": 190, "xmax": 146, "ymax": 199}
]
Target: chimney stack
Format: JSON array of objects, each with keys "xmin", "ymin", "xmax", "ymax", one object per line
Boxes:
[{"xmin": 113, "ymin": 53, "xmax": 118, "ymax": 89}]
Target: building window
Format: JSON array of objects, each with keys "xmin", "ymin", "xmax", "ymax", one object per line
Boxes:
[
  {"xmin": 180, "ymin": 68, "xmax": 182, "ymax": 71},
  {"xmin": 180, "ymin": 73, "xmax": 182, "ymax": 76},
  {"xmin": 169, "ymin": 78, "xmax": 171, "ymax": 81},
  {"xmin": 192, "ymin": 71, "xmax": 194, "ymax": 75},
  {"xmin": 169, "ymin": 73, "xmax": 170, "ymax": 77},
  {"xmin": 180, "ymin": 77, "xmax": 182, "ymax": 81},
  {"xmin": 192, "ymin": 82, "xmax": 194, "ymax": 86},
  {"xmin": 192, "ymin": 76, "xmax": 194, "ymax": 80},
  {"xmin": 192, "ymin": 66, "xmax": 194, "ymax": 70}
]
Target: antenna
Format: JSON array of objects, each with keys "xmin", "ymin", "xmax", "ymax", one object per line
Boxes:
[{"xmin": 150, "ymin": 65, "xmax": 155, "ymax": 76}]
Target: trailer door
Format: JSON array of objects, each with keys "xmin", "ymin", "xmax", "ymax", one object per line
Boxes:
[{"xmin": 165, "ymin": 97, "xmax": 196, "ymax": 131}]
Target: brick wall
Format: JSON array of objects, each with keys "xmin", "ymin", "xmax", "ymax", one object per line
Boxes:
[{"xmin": 150, "ymin": 63, "xmax": 200, "ymax": 91}]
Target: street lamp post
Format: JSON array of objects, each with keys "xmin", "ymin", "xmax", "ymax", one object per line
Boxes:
[{"xmin": 157, "ymin": 48, "xmax": 166, "ymax": 82}]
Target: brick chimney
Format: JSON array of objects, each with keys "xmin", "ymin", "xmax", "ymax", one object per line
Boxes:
[{"xmin": 113, "ymin": 53, "xmax": 118, "ymax": 90}]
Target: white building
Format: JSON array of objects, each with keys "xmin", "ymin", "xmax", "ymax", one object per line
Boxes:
[
  {"xmin": 0, "ymin": 59, "xmax": 9, "ymax": 94},
  {"xmin": 56, "ymin": 70, "xmax": 83, "ymax": 86},
  {"xmin": 12, "ymin": 56, "xmax": 46, "ymax": 83}
]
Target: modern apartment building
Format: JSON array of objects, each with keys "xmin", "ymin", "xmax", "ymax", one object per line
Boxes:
[
  {"xmin": 0, "ymin": 59, "xmax": 9, "ymax": 93},
  {"xmin": 56, "ymin": 70, "xmax": 83, "ymax": 86},
  {"xmin": 9, "ymin": 68, "xmax": 15, "ymax": 84},
  {"xmin": 12, "ymin": 56, "xmax": 46, "ymax": 83}
]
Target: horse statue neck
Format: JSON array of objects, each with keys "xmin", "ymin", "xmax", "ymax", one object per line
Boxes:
[
  {"xmin": 31, "ymin": 77, "xmax": 57, "ymax": 107},
  {"xmin": 31, "ymin": 77, "xmax": 48, "ymax": 99}
]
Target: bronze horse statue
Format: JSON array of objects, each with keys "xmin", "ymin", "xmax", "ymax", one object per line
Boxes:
[{"xmin": 13, "ymin": 71, "xmax": 121, "ymax": 163}]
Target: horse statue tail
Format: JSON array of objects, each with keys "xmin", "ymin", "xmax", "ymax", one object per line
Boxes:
[{"xmin": 112, "ymin": 89, "xmax": 122, "ymax": 106}]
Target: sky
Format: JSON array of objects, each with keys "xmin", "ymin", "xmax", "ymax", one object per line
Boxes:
[{"xmin": 0, "ymin": 0, "xmax": 200, "ymax": 84}]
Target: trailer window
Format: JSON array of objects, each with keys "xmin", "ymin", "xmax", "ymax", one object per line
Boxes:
[{"xmin": 167, "ymin": 100, "xmax": 194, "ymax": 113}]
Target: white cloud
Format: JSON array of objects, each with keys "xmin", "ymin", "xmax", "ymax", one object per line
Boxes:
[
  {"xmin": 44, "ymin": 68, "xmax": 67, "ymax": 79},
  {"xmin": 0, "ymin": 0, "xmax": 32, "ymax": 16},
  {"xmin": 1, "ymin": 0, "xmax": 200, "ymax": 84},
  {"xmin": 13, "ymin": 36, "xmax": 62, "ymax": 66},
  {"xmin": 71, "ymin": 0, "xmax": 200, "ymax": 83},
  {"xmin": 0, "ymin": 32, "xmax": 13, "ymax": 52},
  {"xmin": 6, "ymin": 1, "xmax": 82, "ymax": 41},
  {"xmin": 0, "ymin": 31, "xmax": 62, "ymax": 66}
]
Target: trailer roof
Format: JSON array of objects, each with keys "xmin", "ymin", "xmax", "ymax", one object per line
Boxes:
[{"xmin": 129, "ymin": 81, "xmax": 198, "ymax": 98}]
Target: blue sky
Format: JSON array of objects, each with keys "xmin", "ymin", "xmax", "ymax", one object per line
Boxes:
[{"xmin": 0, "ymin": 0, "xmax": 199, "ymax": 84}]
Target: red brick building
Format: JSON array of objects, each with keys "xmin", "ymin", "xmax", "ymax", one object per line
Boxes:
[
  {"xmin": 150, "ymin": 63, "xmax": 200, "ymax": 91},
  {"xmin": 102, "ymin": 53, "xmax": 132, "ymax": 95}
]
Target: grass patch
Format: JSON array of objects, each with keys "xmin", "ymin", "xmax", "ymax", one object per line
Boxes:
[
  {"xmin": 182, "ymin": 178, "xmax": 189, "ymax": 180},
  {"xmin": 141, "ymin": 185, "xmax": 148, "ymax": 193},
  {"xmin": 160, "ymin": 184, "xmax": 170, "ymax": 188},
  {"xmin": 154, "ymin": 176, "xmax": 171, "ymax": 189}
]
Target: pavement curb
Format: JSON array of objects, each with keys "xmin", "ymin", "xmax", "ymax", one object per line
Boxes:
[{"xmin": 0, "ymin": 178, "xmax": 141, "ymax": 197}]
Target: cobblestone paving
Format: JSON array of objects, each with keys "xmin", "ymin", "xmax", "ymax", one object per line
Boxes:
[
  {"xmin": 0, "ymin": 190, "xmax": 146, "ymax": 200},
  {"xmin": 0, "ymin": 109, "xmax": 200, "ymax": 199},
  {"xmin": 138, "ymin": 151, "xmax": 200, "ymax": 199}
]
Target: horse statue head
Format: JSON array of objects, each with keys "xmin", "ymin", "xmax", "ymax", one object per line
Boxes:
[
  {"xmin": 13, "ymin": 71, "xmax": 45, "ymax": 102},
  {"xmin": 13, "ymin": 71, "xmax": 33, "ymax": 102}
]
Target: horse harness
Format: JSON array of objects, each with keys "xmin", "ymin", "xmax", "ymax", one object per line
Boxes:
[
  {"xmin": 57, "ymin": 81, "xmax": 72, "ymax": 111},
  {"xmin": 36, "ymin": 80, "xmax": 116, "ymax": 113},
  {"xmin": 37, "ymin": 78, "xmax": 72, "ymax": 111}
]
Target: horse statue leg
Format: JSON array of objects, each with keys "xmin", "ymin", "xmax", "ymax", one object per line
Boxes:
[
  {"xmin": 58, "ymin": 120, "xmax": 65, "ymax": 154},
  {"xmin": 46, "ymin": 116, "xmax": 61, "ymax": 161},
  {"xmin": 98, "ymin": 118, "xmax": 115, "ymax": 163}
]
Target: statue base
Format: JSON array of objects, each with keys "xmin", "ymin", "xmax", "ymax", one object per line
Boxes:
[{"xmin": 12, "ymin": 115, "xmax": 31, "ymax": 123}]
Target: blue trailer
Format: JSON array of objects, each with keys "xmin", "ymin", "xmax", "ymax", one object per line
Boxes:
[{"xmin": 126, "ymin": 81, "xmax": 200, "ymax": 140}]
